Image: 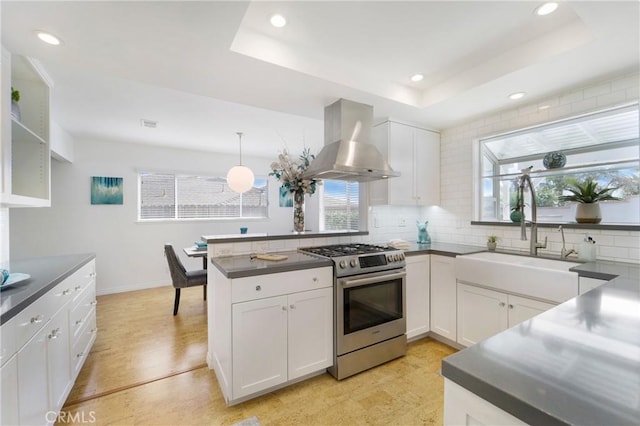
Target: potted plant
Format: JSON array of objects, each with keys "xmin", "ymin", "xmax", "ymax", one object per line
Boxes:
[
  {"xmin": 558, "ymin": 177, "xmax": 621, "ymax": 224},
  {"xmin": 11, "ymin": 87, "xmax": 21, "ymax": 121},
  {"xmin": 487, "ymin": 235, "xmax": 498, "ymax": 251}
]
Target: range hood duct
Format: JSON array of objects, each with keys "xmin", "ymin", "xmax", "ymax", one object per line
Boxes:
[{"xmin": 302, "ymin": 99, "xmax": 399, "ymax": 182}]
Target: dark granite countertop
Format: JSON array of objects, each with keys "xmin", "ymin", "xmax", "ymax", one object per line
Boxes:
[
  {"xmin": 1, "ymin": 253, "xmax": 96, "ymax": 325},
  {"xmin": 442, "ymin": 274, "xmax": 640, "ymax": 425},
  {"xmin": 210, "ymin": 251, "xmax": 333, "ymax": 279}
]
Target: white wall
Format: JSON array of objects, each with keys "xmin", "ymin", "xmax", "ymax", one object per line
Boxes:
[
  {"xmin": 9, "ymin": 138, "xmax": 318, "ymax": 294},
  {"xmin": 0, "ymin": 207, "xmax": 9, "ymax": 264},
  {"xmin": 426, "ymin": 69, "xmax": 640, "ymax": 264}
]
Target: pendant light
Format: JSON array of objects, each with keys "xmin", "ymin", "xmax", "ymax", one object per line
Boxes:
[{"xmin": 226, "ymin": 132, "xmax": 255, "ymax": 193}]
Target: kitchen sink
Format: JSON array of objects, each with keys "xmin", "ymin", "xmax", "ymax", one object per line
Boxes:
[{"xmin": 456, "ymin": 251, "xmax": 579, "ymax": 303}]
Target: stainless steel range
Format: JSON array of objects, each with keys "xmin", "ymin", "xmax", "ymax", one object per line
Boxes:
[{"xmin": 299, "ymin": 243, "xmax": 407, "ymax": 380}]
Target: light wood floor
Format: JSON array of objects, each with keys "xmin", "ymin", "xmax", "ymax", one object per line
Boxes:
[{"xmin": 61, "ymin": 286, "xmax": 457, "ymax": 425}]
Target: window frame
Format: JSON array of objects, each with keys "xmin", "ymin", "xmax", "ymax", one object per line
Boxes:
[{"xmin": 473, "ymin": 103, "xmax": 640, "ymax": 229}]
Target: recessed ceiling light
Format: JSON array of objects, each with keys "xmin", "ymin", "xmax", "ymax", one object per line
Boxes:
[
  {"xmin": 140, "ymin": 119, "xmax": 158, "ymax": 128},
  {"xmin": 35, "ymin": 30, "xmax": 62, "ymax": 45},
  {"xmin": 270, "ymin": 14, "xmax": 287, "ymax": 28},
  {"xmin": 535, "ymin": 2, "xmax": 558, "ymax": 16},
  {"xmin": 411, "ymin": 74, "xmax": 424, "ymax": 82},
  {"xmin": 509, "ymin": 92, "xmax": 526, "ymax": 100}
]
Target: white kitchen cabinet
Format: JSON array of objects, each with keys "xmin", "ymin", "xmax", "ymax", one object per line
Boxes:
[
  {"xmin": 444, "ymin": 379, "xmax": 526, "ymax": 426},
  {"xmin": 406, "ymin": 254, "xmax": 430, "ymax": 340},
  {"xmin": 232, "ymin": 295, "xmax": 288, "ymax": 398},
  {"xmin": 17, "ymin": 324, "xmax": 49, "ymax": 426},
  {"xmin": 211, "ymin": 266, "xmax": 333, "ymax": 404},
  {"xmin": 0, "ymin": 47, "xmax": 52, "ymax": 207},
  {"xmin": 579, "ymin": 277, "xmax": 608, "ymax": 294},
  {"xmin": 1, "ymin": 354, "xmax": 19, "ymax": 426},
  {"xmin": 287, "ymin": 287, "xmax": 333, "ymax": 380},
  {"xmin": 0, "ymin": 258, "xmax": 96, "ymax": 425},
  {"xmin": 457, "ymin": 283, "xmax": 555, "ymax": 347},
  {"xmin": 369, "ymin": 120, "xmax": 440, "ymax": 206},
  {"xmin": 430, "ymin": 255, "xmax": 457, "ymax": 341}
]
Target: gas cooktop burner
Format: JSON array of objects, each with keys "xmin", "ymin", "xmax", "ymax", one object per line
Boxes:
[
  {"xmin": 299, "ymin": 243, "xmax": 405, "ymax": 277},
  {"xmin": 299, "ymin": 243, "xmax": 390, "ymax": 257}
]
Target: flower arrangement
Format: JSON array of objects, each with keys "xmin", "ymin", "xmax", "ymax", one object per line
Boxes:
[{"xmin": 269, "ymin": 147, "xmax": 318, "ymax": 195}]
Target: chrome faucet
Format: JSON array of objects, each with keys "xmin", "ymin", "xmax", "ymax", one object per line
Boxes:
[
  {"xmin": 558, "ymin": 226, "xmax": 577, "ymax": 259},
  {"xmin": 519, "ymin": 168, "xmax": 547, "ymax": 256}
]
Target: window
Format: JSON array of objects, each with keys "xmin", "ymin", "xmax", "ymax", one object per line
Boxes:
[
  {"xmin": 320, "ymin": 180, "xmax": 359, "ymax": 231},
  {"xmin": 139, "ymin": 172, "xmax": 268, "ymax": 220},
  {"xmin": 476, "ymin": 104, "xmax": 640, "ymax": 224}
]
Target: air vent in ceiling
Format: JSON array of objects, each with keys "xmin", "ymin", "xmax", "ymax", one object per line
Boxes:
[{"xmin": 140, "ymin": 119, "xmax": 158, "ymax": 128}]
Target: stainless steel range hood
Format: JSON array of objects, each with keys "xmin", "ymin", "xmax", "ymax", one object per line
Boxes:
[{"xmin": 302, "ymin": 99, "xmax": 399, "ymax": 182}]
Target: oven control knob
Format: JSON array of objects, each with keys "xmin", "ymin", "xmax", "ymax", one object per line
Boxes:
[
  {"xmin": 399, "ymin": 253, "xmax": 405, "ymax": 261},
  {"xmin": 350, "ymin": 259, "xmax": 357, "ymax": 268},
  {"xmin": 339, "ymin": 260, "xmax": 346, "ymax": 269},
  {"xmin": 394, "ymin": 254, "xmax": 399, "ymax": 261},
  {"xmin": 387, "ymin": 254, "xmax": 393, "ymax": 262}
]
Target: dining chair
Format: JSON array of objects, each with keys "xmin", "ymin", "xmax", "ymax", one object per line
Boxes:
[{"xmin": 164, "ymin": 244, "xmax": 207, "ymax": 315}]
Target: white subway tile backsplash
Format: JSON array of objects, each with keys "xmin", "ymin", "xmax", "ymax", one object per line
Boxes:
[
  {"xmin": 433, "ymin": 70, "xmax": 639, "ymax": 264},
  {"xmin": 597, "ymin": 90, "xmax": 627, "ymax": 107},
  {"xmin": 584, "ymin": 82, "xmax": 611, "ymax": 99}
]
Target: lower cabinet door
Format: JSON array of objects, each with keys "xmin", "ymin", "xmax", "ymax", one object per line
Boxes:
[
  {"xmin": 287, "ymin": 287, "xmax": 333, "ymax": 380},
  {"xmin": 1, "ymin": 355, "xmax": 19, "ymax": 426},
  {"xmin": 406, "ymin": 255, "xmax": 430, "ymax": 339},
  {"xmin": 48, "ymin": 311, "xmax": 72, "ymax": 412},
  {"xmin": 232, "ymin": 295, "xmax": 288, "ymax": 399},
  {"xmin": 18, "ymin": 326, "xmax": 49, "ymax": 426},
  {"xmin": 457, "ymin": 283, "xmax": 508, "ymax": 347},
  {"xmin": 508, "ymin": 294, "xmax": 555, "ymax": 327}
]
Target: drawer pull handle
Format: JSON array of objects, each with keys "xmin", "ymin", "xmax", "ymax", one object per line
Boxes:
[
  {"xmin": 62, "ymin": 289, "xmax": 71, "ymax": 295},
  {"xmin": 76, "ymin": 352, "xmax": 84, "ymax": 359},
  {"xmin": 509, "ymin": 304, "xmax": 514, "ymax": 309},
  {"xmin": 31, "ymin": 315, "xmax": 44, "ymax": 324},
  {"xmin": 281, "ymin": 306, "xmax": 287, "ymax": 311},
  {"xmin": 255, "ymin": 285, "xmax": 261, "ymax": 291},
  {"xmin": 499, "ymin": 302, "xmax": 506, "ymax": 307},
  {"xmin": 75, "ymin": 319, "xmax": 84, "ymax": 325},
  {"xmin": 90, "ymin": 300, "xmax": 98, "ymax": 306},
  {"xmin": 312, "ymin": 277, "xmax": 318, "ymax": 282},
  {"xmin": 48, "ymin": 328, "xmax": 61, "ymax": 339},
  {"xmin": 75, "ymin": 285, "xmax": 82, "ymax": 291},
  {"xmin": 289, "ymin": 304, "xmax": 295, "ymax": 309},
  {"xmin": 90, "ymin": 328, "xmax": 98, "ymax": 333}
]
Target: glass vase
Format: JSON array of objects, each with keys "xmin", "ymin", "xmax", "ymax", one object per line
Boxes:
[{"xmin": 293, "ymin": 191, "xmax": 305, "ymax": 233}]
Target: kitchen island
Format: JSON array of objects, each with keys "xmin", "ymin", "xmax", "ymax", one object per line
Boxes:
[{"xmin": 442, "ymin": 272, "xmax": 640, "ymax": 425}]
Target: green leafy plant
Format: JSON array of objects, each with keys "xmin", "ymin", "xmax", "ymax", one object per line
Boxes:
[
  {"xmin": 558, "ymin": 178, "xmax": 621, "ymax": 204},
  {"xmin": 11, "ymin": 87, "xmax": 19, "ymax": 103},
  {"xmin": 487, "ymin": 235, "xmax": 498, "ymax": 243}
]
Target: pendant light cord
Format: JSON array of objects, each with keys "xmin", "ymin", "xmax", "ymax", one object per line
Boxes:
[{"xmin": 236, "ymin": 132, "xmax": 243, "ymax": 166}]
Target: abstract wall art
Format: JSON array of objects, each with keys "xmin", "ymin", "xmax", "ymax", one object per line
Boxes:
[{"xmin": 91, "ymin": 176, "xmax": 123, "ymax": 205}]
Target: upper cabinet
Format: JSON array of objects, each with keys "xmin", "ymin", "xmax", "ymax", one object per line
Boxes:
[
  {"xmin": 369, "ymin": 120, "xmax": 440, "ymax": 206},
  {"xmin": 1, "ymin": 47, "xmax": 51, "ymax": 207}
]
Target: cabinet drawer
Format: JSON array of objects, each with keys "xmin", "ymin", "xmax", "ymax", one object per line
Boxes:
[
  {"xmin": 70, "ymin": 285, "xmax": 96, "ymax": 342},
  {"xmin": 71, "ymin": 309, "xmax": 97, "ymax": 378},
  {"xmin": 49, "ymin": 277, "xmax": 76, "ymax": 317},
  {"xmin": 232, "ymin": 267, "xmax": 332, "ymax": 303},
  {"xmin": 71, "ymin": 260, "xmax": 96, "ymax": 303},
  {"xmin": 7, "ymin": 291, "xmax": 56, "ymax": 358}
]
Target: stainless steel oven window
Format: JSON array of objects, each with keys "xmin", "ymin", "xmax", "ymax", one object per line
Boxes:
[{"xmin": 343, "ymin": 279, "xmax": 403, "ymax": 334}]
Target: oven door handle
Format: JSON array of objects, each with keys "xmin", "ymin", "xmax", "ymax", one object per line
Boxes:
[{"xmin": 339, "ymin": 271, "xmax": 406, "ymax": 289}]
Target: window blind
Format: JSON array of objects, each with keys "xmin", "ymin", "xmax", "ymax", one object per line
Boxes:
[
  {"xmin": 139, "ymin": 172, "xmax": 267, "ymax": 220},
  {"xmin": 322, "ymin": 180, "xmax": 359, "ymax": 231}
]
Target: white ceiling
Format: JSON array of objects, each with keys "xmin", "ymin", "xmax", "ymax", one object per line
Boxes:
[{"xmin": 1, "ymin": 1, "xmax": 638, "ymax": 159}]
